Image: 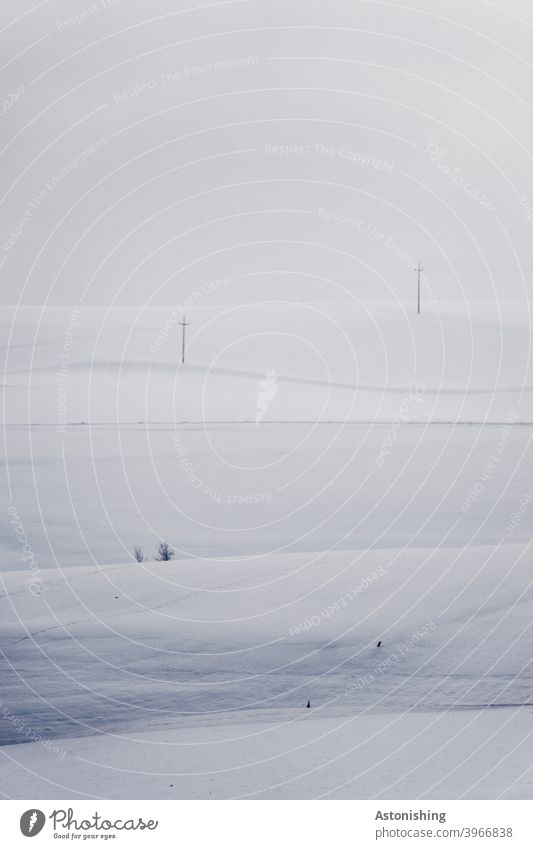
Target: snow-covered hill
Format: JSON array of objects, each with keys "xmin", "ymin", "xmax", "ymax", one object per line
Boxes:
[
  {"xmin": 2, "ymin": 301, "xmax": 533, "ymax": 798},
  {"xmin": 1, "ymin": 543, "xmax": 532, "ymax": 799},
  {"xmin": 1, "ymin": 301, "xmax": 532, "ymax": 425}
]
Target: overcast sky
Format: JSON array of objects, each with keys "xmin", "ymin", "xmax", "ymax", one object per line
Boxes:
[{"xmin": 1, "ymin": 0, "xmax": 533, "ymax": 306}]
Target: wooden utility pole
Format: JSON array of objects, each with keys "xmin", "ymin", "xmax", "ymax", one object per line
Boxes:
[
  {"xmin": 179, "ymin": 315, "xmax": 189, "ymax": 364},
  {"xmin": 416, "ymin": 261, "xmax": 423, "ymax": 315}
]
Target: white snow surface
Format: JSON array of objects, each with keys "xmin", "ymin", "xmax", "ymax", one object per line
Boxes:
[
  {"xmin": 1, "ymin": 303, "xmax": 533, "ymax": 798},
  {"xmin": 1, "ymin": 545, "xmax": 533, "ymax": 799},
  {"xmin": 1, "ymin": 301, "xmax": 532, "ymax": 425}
]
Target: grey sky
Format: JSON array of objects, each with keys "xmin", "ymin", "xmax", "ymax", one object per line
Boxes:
[{"xmin": 1, "ymin": 0, "xmax": 533, "ymax": 305}]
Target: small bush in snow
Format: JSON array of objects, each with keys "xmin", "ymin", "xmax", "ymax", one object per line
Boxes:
[
  {"xmin": 156, "ymin": 541, "xmax": 175, "ymax": 561},
  {"xmin": 133, "ymin": 545, "xmax": 144, "ymax": 563}
]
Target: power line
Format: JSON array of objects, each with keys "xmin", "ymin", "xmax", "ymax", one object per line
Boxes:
[
  {"xmin": 416, "ymin": 261, "xmax": 423, "ymax": 315},
  {"xmin": 179, "ymin": 315, "xmax": 189, "ymax": 365}
]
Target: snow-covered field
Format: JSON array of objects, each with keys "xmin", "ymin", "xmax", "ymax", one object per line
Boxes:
[
  {"xmin": 2, "ymin": 301, "xmax": 532, "ymax": 426},
  {"xmin": 1, "ymin": 303, "xmax": 533, "ymax": 798},
  {"xmin": 1, "ymin": 545, "xmax": 533, "ymax": 799}
]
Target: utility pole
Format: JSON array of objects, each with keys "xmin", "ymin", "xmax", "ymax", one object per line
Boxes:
[
  {"xmin": 416, "ymin": 261, "xmax": 423, "ymax": 315},
  {"xmin": 179, "ymin": 315, "xmax": 189, "ymax": 364}
]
